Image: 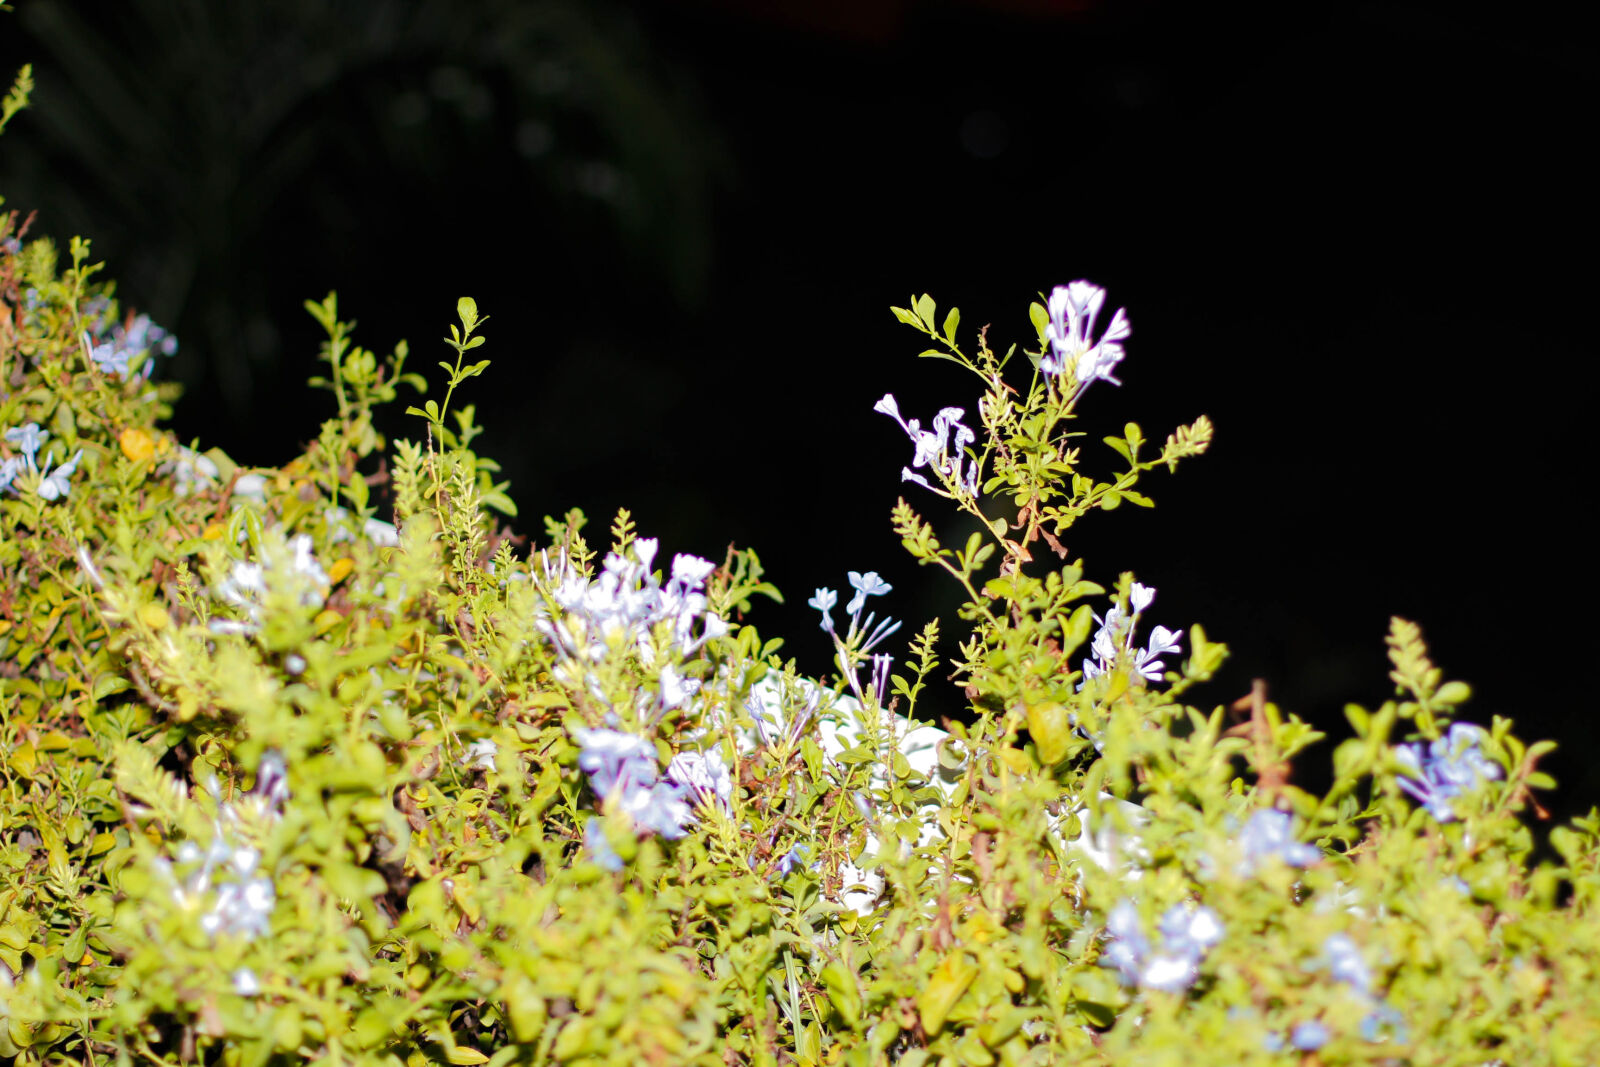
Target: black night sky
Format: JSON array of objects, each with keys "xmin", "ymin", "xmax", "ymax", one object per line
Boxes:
[{"xmin": 2, "ymin": 2, "xmax": 1592, "ymax": 820}]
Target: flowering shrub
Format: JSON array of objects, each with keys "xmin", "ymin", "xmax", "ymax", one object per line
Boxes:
[{"xmin": 3, "ymin": 65, "xmax": 1600, "ymax": 1066}]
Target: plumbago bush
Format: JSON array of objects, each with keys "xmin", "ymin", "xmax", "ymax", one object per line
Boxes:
[{"xmin": 3, "ymin": 72, "xmax": 1600, "ymax": 1067}]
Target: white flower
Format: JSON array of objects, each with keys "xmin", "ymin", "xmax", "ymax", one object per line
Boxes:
[
  {"xmin": 1130, "ymin": 582, "xmax": 1156, "ymax": 613},
  {"xmin": 1134, "ymin": 625, "xmax": 1183, "ymax": 681},
  {"xmin": 232, "ymin": 473, "xmax": 268, "ymax": 502},
  {"xmin": 232, "ymin": 968, "xmax": 261, "ymax": 996},
  {"xmin": 364, "ymin": 517, "xmax": 399, "ymax": 546},
  {"xmin": 845, "ymin": 571, "xmax": 892, "ymax": 617},
  {"xmin": 877, "ymin": 396, "xmax": 977, "ymax": 495},
  {"xmin": 35, "ymin": 449, "xmax": 83, "ymax": 501},
  {"xmin": 168, "ymin": 447, "xmax": 220, "ymax": 496},
  {"xmin": 808, "ymin": 587, "xmax": 838, "ymax": 632},
  {"xmin": 461, "ymin": 739, "xmax": 498, "ymax": 771}
]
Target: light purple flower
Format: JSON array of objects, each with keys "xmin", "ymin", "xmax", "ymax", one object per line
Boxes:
[
  {"xmin": 3, "ymin": 422, "xmax": 47, "ymax": 466},
  {"xmin": 254, "ymin": 751, "xmax": 289, "ymax": 813},
  {"xmin": 869, "ymin": 653, "xmax": 892, "ymax": 706},
  {"xmin": 1322, "ymin": 933, "xmax": 1373, "ymax": 995},
  {"xmin": 1290, "ymin": 1020, "xmax": 1330, "ymax": 1051},
  {"xmin": 667, "ymin": 750, "xmax": 733, "ymax": 810},
  {"xmin": 85, "ymin": 331, "xmax": 131, "ymax": 377},
  {"xmin": 1394, "ymin": 722, "xmax": 1500, "ymax": 822},
  {"xmin": 617, "ymin": 780, "xmax": 694, "ymax": 839},
  {"xmin": 573, "ymin": 727, "xmax": 658, "ymax": 800},
  {"xmin": 1235, "ymin": 809, "xmax": 1322, "ymax": 875},
  {"xmin": 1359, "ymin": 1002, "xmax": 1408, "ymax": 1044},
  {"xmin": 585, "ymin": 817, "xmax": 624, "ymax": 871},
  {"xmin": 1101, "ymin": 899, "xmax": 1222, "ymax": 993},
  {"xmin": 809, "ymin": 587, "xmax": 838, "ymax": 632},
  {"xmin": 0, "ymin": 456, "xmax": 21, "ymax": 494}
]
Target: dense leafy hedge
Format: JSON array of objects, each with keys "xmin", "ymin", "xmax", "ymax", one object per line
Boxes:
[{"xmin": 3, "ymin": 64, "xmax": 1599, "ymax": 1067}]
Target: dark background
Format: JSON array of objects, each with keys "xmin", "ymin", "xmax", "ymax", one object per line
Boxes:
[{"xmin": 3, "ymin": 1, "xmax": 1592, "ymax": 820}]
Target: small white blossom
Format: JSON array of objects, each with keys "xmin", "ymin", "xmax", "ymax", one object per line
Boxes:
[
  {"xmin": 845, "ymin": 570, "xmax": 892, "ymax": 617},
  {"xmin": 461, "ymin": 739, "xmax": 498, "ymax": 771},
  {"xmin": 35, "ymin": 449, "xmax": 84, "ymax": 501},
  {"xmin": 3, "ymin": 422, "xmax": 48, "ymax": 466},
  {"xmin": 1130, "ymin": 582, "xmax": 1156, "ymax": 613},
  {"xmin": 1041, "ymin": 280, "xmax": 1131, "ymax": 392}
]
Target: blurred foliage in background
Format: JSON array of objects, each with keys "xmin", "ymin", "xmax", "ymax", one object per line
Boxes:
[{"xmin": 0, "ymin": 0, "xmax": 721, "ymax": 445}]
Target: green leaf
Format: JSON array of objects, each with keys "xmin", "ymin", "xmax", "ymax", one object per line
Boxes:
[
  {"xmin": 942, "ymin": 306, "xmax": 960, "ymax": 343},
  {"xmin": 1028, "ymin": 300, "xmax": 1049, "ymax": 342},
  {"xmin": 1103, "ymin": 436, "xmax": 1131, "ymax": 462},
  {"xmin": 818, "ymin": 960, "xmax": 861, "ymax": 1027},
  {"xmin": 914, "ymin": 293, "xmax": 936, "ymax": 329},
  {"xmin": 918, "ymin": 952, "xmax": 978, "ymax": 1036},
  {"xmin": 1025, "ymin": 702, "xmax": 1073, "ymax": 766},
  {"xmin": 456, "ymin": 296, "xmax": 479, "ymax": 332},
  {"xmin": 891, "ymin": 306, "xmax": 922, "ymax": 328}
]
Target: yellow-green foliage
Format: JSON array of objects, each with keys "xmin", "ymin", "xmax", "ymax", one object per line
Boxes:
[{"xmin": 4, "ymin": 66, "xmax": 1600, "ymax": 1067}]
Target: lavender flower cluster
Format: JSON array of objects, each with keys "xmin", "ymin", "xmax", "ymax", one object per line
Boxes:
[
  {"xmin": 1040, "ymin": 280, "xmax": 1131, "ymax": 396},
  {"xmin": 537, "ymin": 539, "xmax": 727, "ymax": 718},
  {"xmin": 574, "ymin": 727, "xmax": 732, "ymax": 870},
  {"xmin": 807, "ymin": 570, "xmax": 900, "ymax": 707},
  {"xmin": 1101, "ymin": 899, "xmax": 1224, "ymax": 993},
  {"xmin": 151, "ymin": 752, "xmax": 288, "ymax": 997},
  {"xmin": 1394, "ymin": 722, "xmax": 1501, "ymax": 822},
  {"xmin": 874, "ymin": 395, "xmax": 980, "ymax": 499},
  {"xmin": 0, "ymin": 421, "xmax": 82, "ymax": 501},
  {"xmin": 1079, "ymin": 582, "xmax": 1182, "ymax": 690},
  {"xmin": 82, "ymin": 312, "xmax": 177, "ymax": 378},
  {"xmin": 209, "ymin": 530, "xmax": 332, "ymax": 636}
]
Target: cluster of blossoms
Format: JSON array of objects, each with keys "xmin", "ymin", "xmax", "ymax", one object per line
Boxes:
[
  {"xmin": 1394, "ymin": 722, "xmax": 1501, "ymax": 822},
  {"xmin": 1101, "ymin": 899, "xmax": 1224, "ymax": 992},
  {"xmin": 807, "ymin": 570, "xmax": 900, "ymax": 706},
  {"xmin": 209, "ymin": 530, "xmax": 332, "ymax": 636},
  {"xmin": 1079, "ymin": 582, "xmax": 1182, "ymax": 689},
  {"xmin": 1244, "ymin": 935, "xmax": 1407, "ymax": 1053},
  {"xmin": 537, "ymin": 539, "xmax": 727, "ymax": 718},
  {"xmin": 1233, "ymin": 808, "xmax": 1322, "ymax": 876},
  {"xmin": 573, "ymin": 727, "xmax": 732, "ymax": 870},
  {"xmin": 81, "ymin": 312, "xmax": 178, "ymax": 379},
  {"xmin": 873, "ymin": 394, "xmax": 980, "ymax": 498},
  {"xmin": 1040, "ymin": 280, "xmax": 1131, "ymax": 395},
  {"xmin": 0, "ymin": 422, "xmax": 82, "ymax": 501},
  {"xmin": 150, "ymin": 752, "xmax": 288, "ymax": 997}
]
